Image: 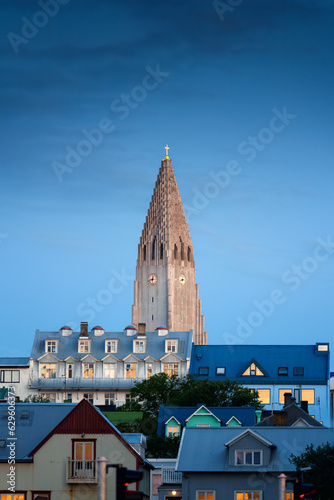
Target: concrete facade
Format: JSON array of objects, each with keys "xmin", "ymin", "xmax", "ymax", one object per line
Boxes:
[{"xmin": 132, "ymin": 150, "xmax": 206, "ymax": 345}]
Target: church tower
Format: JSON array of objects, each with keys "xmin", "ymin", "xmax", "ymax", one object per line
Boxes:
[{"xmin": 132, "ymin": 146, "xmax": 207, "ymax": 345}]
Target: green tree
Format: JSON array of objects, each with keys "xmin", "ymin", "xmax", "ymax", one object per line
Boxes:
[
  {"xmin": 24, "ymin": 395, "xmax": 51, "ymax": 403},
  {"xmin": 123, "ymin": 373, "xmax": 261, "ymax": 420},
  {"xmin": 146, "ymin": 435, "xmax": 181, "ymax": 458},
  {"xmin": 290, "ymin": 442, "xmax": 334, "ymax": 499}
]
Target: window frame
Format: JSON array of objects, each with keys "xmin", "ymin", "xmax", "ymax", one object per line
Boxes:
[
  {"xmin": 301, "ymin": 388, "xmax": 315, "ymax": 405},
  {"xmin": 167, "ymin": 425, "xmax": 180, "ymax": 438},
  {"xmin": 0, "ymin": 493, "xmax": 27, "ymax": 500},
  {"xmin": 82, "ymin": 362, "xmax": 95, "ymax": 379},
  {"xmin": 278, "ymin": 388, "xmax": 292, "ymax": 404},
  {"xmin": 257, "ymin": 388, "xmax": 271, "ymax": 404},
  {"xmin": 105, "ymin": 339, "xmax": 117, "ymax": 353},
  {"xmin": 31, "ymin": 492, "xmax": 51, "ymax": 500},
  {"xmin": 125, "ymin": 363, "xmax": 137, "ymax": 379},
  {"xmin": 103, "ymin": 363, "xmax": 116, "ymax": 379},
  {"xmin": 165, "ymin": 339, "xmax": 178, "ymax": 353},
  {"xmin": 45, "ymin": 340, "xmax": 58, "ymax": 353},
  {"xmin": 105, "ymin": 392, "xmax": 115, "ymax": 405},
  {"xmin": 235, "ymin": 450, "xmax": 263, "ymax": 466},
  {"xmin": 216, "ymin": 366, "xmax": 226, "ymax": 375},
  {"xmin": 40, "ymin": 363, "xmax": 57, "ymax": 379},
  {"xmin": 198, "ymin": 367, "xmax": 209, "ymax": 376},
  {"xmin": 235, "ymin": 492, "xmax": 262, "ymax": 500},
  {"xmin": 163, "ymin": 363, "xmax": 179, "ymax": 377},
  {"xmin": 278, "ymin": 367, "xmax": 288, "ymax": 376},
  {"xmin": 293, "ymin": 367, "xmax": 304, "ymax": 376},
  {"xmin": 0, "ymin": 370, "xmax": 20, "ymax": 383},
  {"xmin": 133, "ymin": 339, "xmax": 146, "ymax": 353},
  {"xmin": 78, "ymin": 340, "xmax": 90, "ymax": 353},
  {"xmin": 146, "ymin": 362, "xmax": 153, "ymax": 378},
  {"xmin": 196, "ymin": 491, "xmax": 215, "ymax": 500}
]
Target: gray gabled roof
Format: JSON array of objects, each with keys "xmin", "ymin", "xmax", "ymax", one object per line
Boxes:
[
  {"xmin": 31, "ymin": 329, "xmax": 193, "ymax": 361},
  {"xmin": 176, "ymin": 426, "xmax": 334, "ymax": 472}
]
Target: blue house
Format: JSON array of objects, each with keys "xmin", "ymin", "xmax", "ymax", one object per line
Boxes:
[
  {"xmin": 176, "ymin": 426, "xmax": 334, "ymax": 500},
  {"xmin": 190, "ymin": 343, "xmax": 330, "ymax": 426},
  {"xmin": 157, "ymin": 404, "xmax": 256, "ymax": 438}
]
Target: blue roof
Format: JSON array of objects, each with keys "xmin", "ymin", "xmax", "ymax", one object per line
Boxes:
[
  {"xmin": 31, "ymin": 329, "xmax": 193, "ymax": 361},
  {"xmin": 176, "ymin": 426, "xmax": 334, "ymax": 472},
  {"xmin": 0, "ymin": 403, "xmax": 75, "ymax": 460},
  {"xmin": 0, "ymin": 357, "xmax": 30, "ymax": 366},
  {"xmin": 190, "ymin": 344, "xmax": 329, "ymax": 383},
  {"xmin": 157, "ymin": 405, "xmax": 256, "ymax": 435}
]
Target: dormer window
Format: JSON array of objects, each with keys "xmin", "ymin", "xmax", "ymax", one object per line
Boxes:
[
  {"xmin": 242, "ymin": 363, "xmax": 264, "ymax": 376},
  {"xmin": 235, "ymin": 450, "xmax": 262, "ymax": 466},
  {"xmin": 165, "ymin": 339, "xmax": 178, "ymax": 353},
  {"xmin": 45, "ymin": 340, "xmax": 58, "ymax": 353},
  {"xmin": 134, "ymin": 340, "xmax": 146, "ymax": 353},
  {"xmin": 105, "ymin": 340, "xmax": 117, "ymax": 353},
  {"xmin": 78, "ymin": 340, "xmax": 90, "ymax": 353}
]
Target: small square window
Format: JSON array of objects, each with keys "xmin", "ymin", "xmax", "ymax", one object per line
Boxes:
[
  {"xmin": 198, "ymin": 367, "xmax": 209, "ymax": 376},
  {"xmin": 317, "ymin": 343, "xmax": 329, "ymax": 352},
  {"xmin": 293, "ymin": 367, "xmax": 304, "ymax": 376},
  {"xmin": 278, "ymin": 367, "xmax": 288, "ymax": 376},
  {"xmin": 0, "ymin": 439, "xmax": 6, "ymax": 448},
  {"xmin": 216, "ymin": 367, "xmax": 226, "ymax": 375}
]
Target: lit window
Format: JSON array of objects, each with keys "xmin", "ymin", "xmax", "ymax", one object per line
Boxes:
[
  {"xmin": 278, "ymin": 367, "xmax": 288, "ymax": 376},
  {"xmin": 163, "ymin": 363, "xmax": 179, "ymax": 377},
  {"xmin": 294, "ymin": 388, "xmax": 300, "ymax": 403},
  {"xmin": 134, "ymin": 340, "xmax": 146, "ymax": 353},
  {"xmin": 293, "ymin": 367, "xmax": 304, "ymax": 376},
  {"xmin": 72, "ymin": 440, "xmax": 95, "ymax": 479},
  {"xmin": 105, "ymin": 340, "xmax": 117, "ymax": 353},
  {"xmin": 125, "ymin": 363, "xmax": 136, "ymax": 379},
  {"xmin": 216, "ymin": 367, "xmax": 226, "ymax": 375},
  {"xmin": 104, "ymin": 363, "xmax": 115, "ymax": 378},
  {"xmin": 167, "ymin": 425, "xmax": 179, "ymax": 437},
  {"xmin": 40, "ymin": 363, "xmax": 56, "ymax": 379},
  {"xmin": 165, "ymin": 340, "xmax": 178, "ymax": 353},
  {"xmin": 242, "ymin": 363, "xmax": 264, "ymax": 376},
  {"xmin": 279, "ymin": 389, "xmax": 292, "ymax": 404},
  {"xmin": 78, "ymin": 340, "xmax": 90, "ymax": 353},
  {"xmin": 67, "ymin": 393, "xmax": 72, "ymax": 402},
  {"xmin": 197, "ymin": 491, "xmax": 215, "ymax": 500},
  {"xmin": 236, "ymin": 492, "xmax": 261, "ymax": 500},
  {"xmin": 146, "ymin": 363, "xmax": 153, "ymax": 378},
  {"xmin": 83, "ymin": 363, "xmax": 94, "ymax": 379},
  {"xmin": 1, "ymin": 494, "xmax": 25, "ymax": 500},
  {"xmin": 235, "ymin": 450, "xmax": 262, "ymax": 466},
  {"xmin": 40, "ymin": 393, "xmax": 56, "ymax": 402},
  {"xmin": 0, "ymin": 370, "xmax": 20, "ymax": 383},
  {"xmin": 199, "ymin": 367, "xmax": 209, "ymax": 376},
  {"xmin": 285, "ymin": 493, "xmax": 294, "ymax": 499},
  {"xmin": 105, "ymin": 392, "xmax": 115, "ymax": 405},
  {"xmin": 257, "ymin": 389, "xmax": 271, "ymax": 404},
  {"xmin": 317, "ymin": 344, "xmax": 328, "ymax": 351},
  {"xmin": 45, "ymin": 340, "xmax": 57, "ymax": 353},
  {"xmin": 301, "ymin": 389, "xmax": 315, "ymax": 405}
]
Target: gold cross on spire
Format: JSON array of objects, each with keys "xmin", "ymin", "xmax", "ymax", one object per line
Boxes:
[{"xmin": 164, "ymin": 144, "xmax": 169, "ymax": 159}]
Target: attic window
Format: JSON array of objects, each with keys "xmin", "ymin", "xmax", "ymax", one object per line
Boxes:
[
  {"xmin": 0, "ymin": 439, "xmax": 5, "ymax": 448},
  {"xmin": 278, "ymin": 367, "xmax": 288, "ymax": 376},
  {"xmin": 242, "ymin": 363, "xmax": 264, "ymax": 376},
  {"xmin": 45, "ymin": 340, "xmax": 58, "ymax": 353},
  {"xmin": 198, "ymin": 367, "xmax": 209, "ymax": 376},
  {"xmin": 216, "ymin": 367, "xmax": 226, "ymax": 375},
  {"xmin": 317, "ymin": 344, "xmax": 328, "ymax": 352},
  {"xmin": 293, "ymin": 367, "xmax": 304, "ymax": 376},
  {"xmin": 235, "ymin": 450, "xmax": 262, "ymax": 466},
  {"xmin": 78, "ymin": 340, "xmax": 90, "ymax": 353}
]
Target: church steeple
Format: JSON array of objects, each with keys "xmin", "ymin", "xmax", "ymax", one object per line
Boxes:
[{"xmin": 132, "ymin": 147, "xmax": 207, "ymax": 345}]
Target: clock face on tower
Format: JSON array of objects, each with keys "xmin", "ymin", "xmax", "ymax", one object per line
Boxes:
[
  {"xmin": 148, "ymin": 273, "xmax": 157, "ymax": 285},
  {"xmin": 179, "ymin": 274, "xmax": 186, "ymax": 285}
]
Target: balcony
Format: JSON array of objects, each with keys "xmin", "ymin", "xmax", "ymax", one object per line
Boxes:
[
  {"xmin": 66, "ymin": 459, "xmax": 97, "ymax": 483},
  {"xmin": 162, "ymin": 467, "xmax": 182, "ymax": 484}
]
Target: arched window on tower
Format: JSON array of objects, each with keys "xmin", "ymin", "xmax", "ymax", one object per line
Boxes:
[
  {"xmin": 187, "ymin": 246, "xmax": 191, "ymax": 262},
  {"xmin": 174, "ymin": 244, "xmax": 178, "ymax": 259},
  {"xmin": 152, "ymin": 237, "xmax": 156, "ymax": 260},
  {"xmin": 160, "ymin": 243, "xmax": 163, "ymax": 260},
  {"xmin": 143, "ymin": 245, "xmax": 146, "ymax": 261},
  {"xmin": 180, "ymin": 238, "xmax": 185, "ymax": 261}
]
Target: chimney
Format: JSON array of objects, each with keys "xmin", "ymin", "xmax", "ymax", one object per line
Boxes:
[
  {"xmin": 274, "ymin": 411, "xmax": 287, "ymax": 426},
  {"xmin": 80, "ymin": 322, "xmax": 89, "ymax": 337},
  {"xmin": 300, "ymin": 400, "xmax": 309, "ymax": 413},
  {"xmin": 138, "ymin": 323, "xmax": 146, "ymax": 337},
  {"xmin": 284, "ymin": 392, "xmax": 292, "ymax": 407}
]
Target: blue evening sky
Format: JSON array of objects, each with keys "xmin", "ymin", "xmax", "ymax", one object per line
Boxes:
[{"xmin": 0, "ymin": 0, "xmax": 333, "ymax": 368}]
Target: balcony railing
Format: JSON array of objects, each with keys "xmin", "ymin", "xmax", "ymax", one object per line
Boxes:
[
  {"xmin": 162, "ymin": 467, "xmax": 182, "ymax": 484},
  {"xmin": 66, "ymin": 459, "xmax": 97, "ymax": 483}
]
